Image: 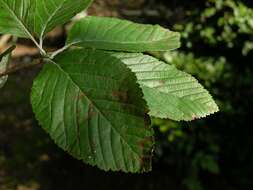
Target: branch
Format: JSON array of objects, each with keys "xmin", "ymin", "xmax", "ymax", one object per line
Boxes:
[{"xmin": 0, "ymin": 58, "xmax": 44, "ymax": 77}]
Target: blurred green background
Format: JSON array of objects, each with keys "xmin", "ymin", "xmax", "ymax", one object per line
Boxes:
[{"xmin": 1, "ymin": 0, "xmax": 253, "ymax": 189}]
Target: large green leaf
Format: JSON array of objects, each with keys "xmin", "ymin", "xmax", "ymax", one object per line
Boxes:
[
  {"xmin": 111, "ymin": 52, "xmax": 219, "ymax": 121},
  {"xmin": 0, "ymin": 0, "xmax": 35, "ymax": 38},
  {"xmin": 34, "ymin": 0, "xmax": 93, "ymax": 39},
  {"xmin": 0, "ymin": 46, "xmax": 15, "ymax": 89},
  {"xmin": 67, "ymin": 16, "xmax": 180, "ymax": 52},
  {"xmin": 31, "ymin": 49, "xmax": 154, "ymax": 172}
]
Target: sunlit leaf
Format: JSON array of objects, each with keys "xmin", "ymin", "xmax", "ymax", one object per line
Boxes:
[
  {"xmin": 67, "ymin": 16, "xmax": 180, "ymax": 52},
  {"xmin": 111, "ymin": 52, "xmax": 219, "ymax": 121}
]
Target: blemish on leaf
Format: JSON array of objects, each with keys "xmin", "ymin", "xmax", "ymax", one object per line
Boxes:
[
  {"xmin": 138, "ymin": 136, "xmax": 153, "ymax": 149},
  {"xmin": 88, "ymin": 103, "xmax": 96, "ymax": 119},
  {"xmin": 78, "ymin": 92, "xmax": 85, "ymax": 100},
  {"xmin": 139, "ymin": 135, "xmax": 154, "ymax": 171},
  {"xmin": 191, "ymin": 115, "xmax": 199, "ymax": 120},
  {"xmin": 112, "ymin": 91, "xmax": 128, "ymax": 102},
  {"xmin": 158, "ymin": 80, "xmax": 165, "ymax": 85},
  {"xmin": 139, "ymin": 154, "xmax": 152, "ymax": 172}
]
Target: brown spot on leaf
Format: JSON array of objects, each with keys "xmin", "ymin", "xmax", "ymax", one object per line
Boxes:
[
  {"xmin": 78, "ymin": 92, "xmax": 85, "ymax": 100},
  {"xmin": 139, "ymin": 154, "xmax": 153, "ymax": 172},
  {"xmin": 138, "ymin": 136, "xmax": 153, "ymax": 150},
  {"xmin": 138, "ymin": 134, "xmax": 155, "ymax": 171},
  {"xmin": 159, "ymin": 80, "xmax": 165, "ymax": 85},
  {"xmin": 88, "ymin": 103, "xmax": 96, "ymax": 119},
  {"xmin": 191, "ymin": 115, "xmax": 199, "ymax": 121},
  {"xmin": 112, "ymin": 91, "xmax": 128, "ymax": 103}
]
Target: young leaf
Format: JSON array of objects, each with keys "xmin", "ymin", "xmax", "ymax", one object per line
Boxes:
[
  {"xmin": 67, "ymin": 16, "xmax": 180, "ymax": 52},
  {"xmin": 31, "ymin": 49, "xmax": 154, "ymax": 172},
  {"xmin": 110, "ymin": 53, "xmax": 219, "ymax": 121},
  {"xmin": 34, "ymin": 0, "xmax": 93, "ymax": 39},
  {"xmin": 0, "ymin": 0, "xmax": 35, "ymax": 38},
  {"xmin": 0, "ymin": 46, "xmax": 15, "ymax": 88}
]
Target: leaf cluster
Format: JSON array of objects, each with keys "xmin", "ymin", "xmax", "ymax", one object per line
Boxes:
[{"xmin": 0, "ymin": 0, "xmax": 218, "ymax": 172}]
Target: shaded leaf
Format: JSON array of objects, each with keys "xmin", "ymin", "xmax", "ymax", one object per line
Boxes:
[
  {"xmin": 31, "ymin": 49, "xmax": 154, "ymax": 172},
  {"xmin": 0, "ymin": 46, "xmax": 15, "ymax": 88}
]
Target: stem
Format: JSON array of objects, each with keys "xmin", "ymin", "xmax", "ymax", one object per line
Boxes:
[
  {"xmin": 31, "ymin": 36, "xmax": 47, "ymax": 56},
  {"xmin": 50, "ymin": 43, "xmax": 75, "ymax": 59},
  {"xmin": 0, "ymin": 58, "xmax": 44, "ymax": 77}
]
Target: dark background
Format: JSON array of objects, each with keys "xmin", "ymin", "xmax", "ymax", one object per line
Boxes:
[{"xmin": 1, "ymin": 0, "xmax": 253, "ymax": 190}]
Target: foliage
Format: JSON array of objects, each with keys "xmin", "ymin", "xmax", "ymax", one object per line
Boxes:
[
  {"xmin": 1, "ymin": 1, "xmax": 253, "ymax": 190},
  {"xmin": 174, "ymin": 0, "xmax": 253, "ymax": 55},
  {"xmin": 0, "ymin": 0, "xmax": 218, "ymax": 173},
  {"xmin": 146, "ymin": 0, "xmax": 253, "ymax": 188},
  {"xmin": 153, "ymin": 119, "xmax": 220, "ymax": 190},
  {"xmin": 152, "ymin": 51, "xmax": 227, "ymax": 190}
]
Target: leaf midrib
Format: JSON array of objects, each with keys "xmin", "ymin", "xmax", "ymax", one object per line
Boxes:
[
  {"xmin": 49, "ymin": 59, "xmax": 144, "ymax": 160},
  {"xmin": 39, "ymin": 0, "xmax": 68, "ymax": 39},
  {"xmin": 1, "ymin": 1, "xmax": 34, "ymax": 40},
  {"xmin": 69, "ymin": 34, "xmax": 180, "ymax": 46}
]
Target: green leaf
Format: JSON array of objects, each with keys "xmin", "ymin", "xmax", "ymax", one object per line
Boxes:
[
  {"xmin": 34, "ymin": 0, "xmax": 93, "ymax": 39},
  {"xmin": 67, "ymin": 16, "xmax": 180, "ymax": 52},
  {"xmin": 31, "ymin": 49, "xmax": 154, "ymax": 172},
  {"xmin": 0, "ymin": 46, "xmax": 15, "ymax": 89},
  {"xmin": 0, "ymin": 0, "xmax": 35, "ymax": 38},
  {"xmin": 0, "ymin": 0, "xmax": 93, "ymax": 39},
  {"xmin": 111, "ymin": 52, "xmax": 219, "ymax": 121}
]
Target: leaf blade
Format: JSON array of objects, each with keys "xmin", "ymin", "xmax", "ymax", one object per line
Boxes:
[
  {"xmin": 67, "ymin": 16, "xmax": 180, "ymax": 52},
  {"xmin": 0, "ymin": 46, "xmax": 14, "ymax": 88},
  {"xmin": 111, "ymin": 52, "xmax": 219, "ymax": 121},
  {"xmin": 34, "ymin": 0, "xmax": 93, "ymax": 38},
  {"xmin": 31, "ymin": 49, "xmax": 154, "ymax": 172},
  {"xmin": 0, "ymin": 0, "xmax": 34, "ymax": 38}
]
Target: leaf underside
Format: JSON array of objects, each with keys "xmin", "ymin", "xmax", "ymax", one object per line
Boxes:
[
  {"xmin": 110, "ymin": 52, "xmax": 219, "ymax": 121},
  {"xmin": 67, "ymin": 16, "xmax": 180, "ymax": 52},
  {"xmin": 31, "ymin": 49, "xmax": 154, "ymax": 172},
  {"xmin": 0, "ymin": 46, "xmax": 15, "ymax": 89}
]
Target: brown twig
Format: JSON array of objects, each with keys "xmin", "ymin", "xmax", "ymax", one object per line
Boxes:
[
  {"xmin": 0, "ymin": 58, "xmax": 44, "ymax": 77},
  {"xmin": 0, "ymin": 34, "xmax": 12, "ymax": 52}
]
